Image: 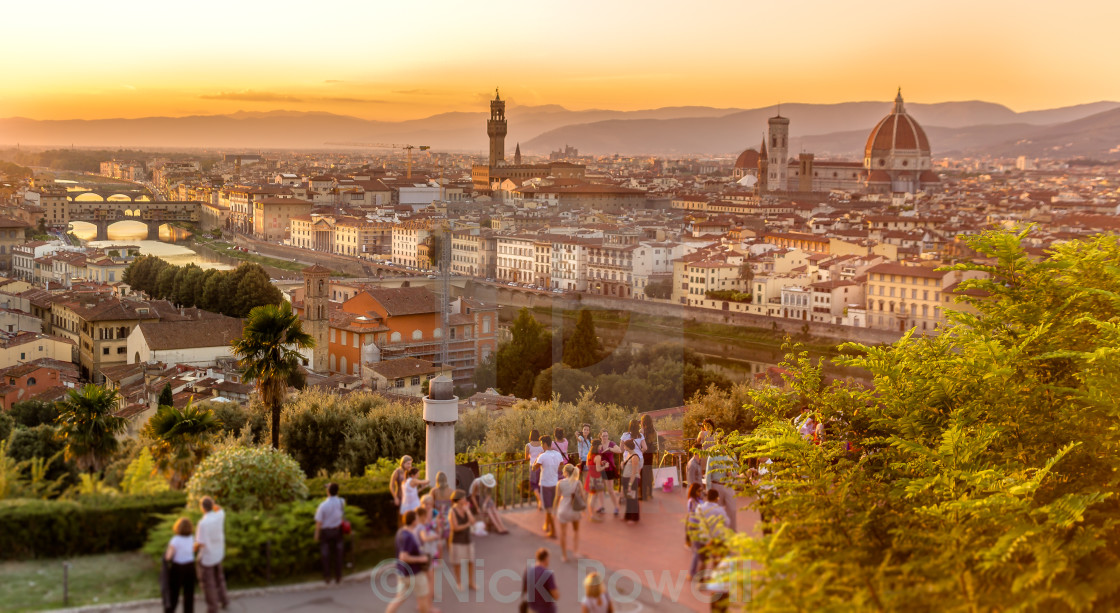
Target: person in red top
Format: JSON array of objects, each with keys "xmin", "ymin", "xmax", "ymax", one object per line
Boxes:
[
  {"xmin": 584, "ymin": 440, "xmax": 613, "ymax": 521},
  {"xmin": 596, "ymin": 430, "xmax": 621, "ymax": 517}
]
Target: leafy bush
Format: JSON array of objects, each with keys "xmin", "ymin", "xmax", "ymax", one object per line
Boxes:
[
  {"xmin": 144, "ymin": 499, "xmax": 369, "ymax": 585},
  {"xmin": 0, "ymin": 491, "xmax": 187, "ymax": 559},
  {"xmin": 6, "ymin": 425, "xmax": 76, "ymax": 487},
  {"xmin": 682, "ymin": 381, "xmax": 760, "ymax": 443},
  {"xmin": 455, "ymin": 408, "xmax": 491, "ymax": 454},
  {"xmin": 120, "ymin": 448, "xmax": 170, "ymax": 496},
  {"xmin": 185, "ymin": 446, "xmax": 307, "ymax": 511},
  {"xmin": 279, "ymin": 390, "xmax": 425, "ymax": 477},
  {"xmin": 0, "ymin": 412, "xmax": 12, "ymax": 442}
]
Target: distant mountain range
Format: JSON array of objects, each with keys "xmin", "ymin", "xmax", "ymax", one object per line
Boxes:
[{"xmin": 3, "ymin": 100, "xmax": 1119, "ymax": 159}]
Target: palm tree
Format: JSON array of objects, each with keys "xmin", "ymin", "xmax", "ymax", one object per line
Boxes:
[
  {"xmin": 144, "ymin": 402, "xmax": 222, "ymax": 489},
  {"xmin": 231, "ymin": 302, "xmax": 314, "ymax": 449},
  {"xmin": 56, "ymin": 384, "xmax": 127, "ymax": 473}
]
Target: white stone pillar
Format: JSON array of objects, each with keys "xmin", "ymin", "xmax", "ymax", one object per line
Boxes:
[{"xmin": 423, "ymin": 375, "xmax": 459, "ymax": 490}]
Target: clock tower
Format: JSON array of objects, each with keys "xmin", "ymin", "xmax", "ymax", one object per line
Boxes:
[{"xmin": 487, "ymin": 88, "xmax": 507, "ymax": 168}]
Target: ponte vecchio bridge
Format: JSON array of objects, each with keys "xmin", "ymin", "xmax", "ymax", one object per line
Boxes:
[{"xmin": 66, "ymin": 200, "xmax": 203, "ymax": 240}]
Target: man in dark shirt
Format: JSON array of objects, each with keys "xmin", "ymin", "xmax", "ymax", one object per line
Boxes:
[
  {"xmin": 524, "ymin": 547, "xmax": 559, "ymax": 613},
  {"xmin": 386, "ymin": 510, "xmax": 431, "ymax": 613}
]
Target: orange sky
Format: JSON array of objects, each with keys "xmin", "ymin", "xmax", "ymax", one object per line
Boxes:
[{"xmin": 5, "ymin": 0, "xmax": 1119, "ymax": 121}]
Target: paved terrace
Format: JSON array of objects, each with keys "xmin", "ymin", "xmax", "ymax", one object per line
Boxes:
[{"xmin": 113, "ymin": 488, "xmax": 757, "ymax": 613}]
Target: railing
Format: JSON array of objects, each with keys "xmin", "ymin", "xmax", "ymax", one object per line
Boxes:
[{"xmin": 476, "ymin": 458, "xmax": 535, "ymax": 510}]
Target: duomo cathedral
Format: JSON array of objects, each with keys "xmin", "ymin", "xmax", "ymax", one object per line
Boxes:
[{"xmin": 733, "ymin": 90, "xmax": 939, "ymax": 195}]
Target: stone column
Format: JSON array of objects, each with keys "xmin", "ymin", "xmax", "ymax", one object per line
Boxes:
[{"xmin": 423, "ymin": 374, "xmax": 459, "ymax": 489}]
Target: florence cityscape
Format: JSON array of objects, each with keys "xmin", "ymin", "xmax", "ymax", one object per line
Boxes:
[{"xmin": 2, "ymin": 1, "xmax": 1120, "ymax": 612}]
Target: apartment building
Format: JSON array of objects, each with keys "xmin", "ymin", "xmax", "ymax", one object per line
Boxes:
[
  {"xmin": 550, "ymin": 237, "xmax": 593, "ymax": 291},
  {"xmin": 495, "ymin": 235, "xmax": 536, "ymax": 283},
  {"xmin": 864, "ymin": 262, "xmax": 983, "ymax": 332},
  {"xmin": 450, "ymin": 229, "xmax": 483, "ymax": 277},
  {"xmin": 391, "ymin": 223, "xmax": 432, "ymax": 268},
  {"xmin": 252, "ymin": 197, "xmax": 313, "ymax": 242}
]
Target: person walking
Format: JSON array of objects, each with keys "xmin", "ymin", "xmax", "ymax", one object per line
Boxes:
[
  {"xmin": 163, "ymin": 517, "xmax": 197, "ymax": 613},
  {"xmin": 585, "ymin": 440, "xmax": 612, "ymax": 519},
  {"xmin": 597, "ymin": 430, "xmax": 621, "ymax": 517},
  {"xmin": 469, "ymin": 473, "xmax": 509, "ymax": 534},
  {"xmin": 685, "ymin": 482, "xmax": 703, "ymax": 547},
  {"xmin": 523, "ymin": 548, "xmax": 559, "ymax": 613},
  {"xmin": 400, "ymin": 467, "xmax": 429, "ymax": 520},
  {"xmin": 526, "ymin": 430, "xmax": 544, "ymax": 510},
  {"xmin": 447, "ymin": 490, "xmax": 478, "ymax": 591},
  {"xmin": 581, "ymin": 571, "xmax": 613, "ymax": 613},
  {"xmin": 555, "ymin": 464, "xmax": 583, "ymax": 562},
  {"xmin": 314, "ymin": 482, "xmax": 346, "ymax": 584},
  {"xmin": 640, "ymin": 414, "xmax": 658, "ymax": 500},
  {"xmin": 620, "ymin": 439, "xmax": 642, "ymax": 524},
  {"xmin": 385, "ymin": 510, "xmax": 431, "ymax": 613},
  {"xmin": 576, "ymin": 423, "xmax": 593, "ymax": 471},
  {"xmin": 389, "ymin": 456, "xmax": 413, "ymax": 524},
  {"xmin": 533, "ymin": 435, "xmax": 565, "ymax": 538},
  {"xmin": 194, "ymin": 497, "xmax": 229, "ymax": 613}
]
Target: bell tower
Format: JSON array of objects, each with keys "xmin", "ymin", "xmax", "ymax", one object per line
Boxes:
[
  {"xmin": 487, "ymin": 87, "xmax": 507, "ymax": 168},
  {"xmin": 767, "ymin": 112, "xmax": 790, "ymax": 192},
  {"xmin": 302, "ymin": 264, "xmax": 331, "ymax": 373}
]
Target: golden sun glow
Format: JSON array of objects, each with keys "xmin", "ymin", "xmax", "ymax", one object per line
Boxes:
[{"xmin": 4, "ymin": 0, "xmax": 1119, "ymax": 121}]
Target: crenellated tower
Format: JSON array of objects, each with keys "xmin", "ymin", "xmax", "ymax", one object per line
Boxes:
[{"xmin": 487, "ymin": 88, "xmax": 507, "ymax": 168}]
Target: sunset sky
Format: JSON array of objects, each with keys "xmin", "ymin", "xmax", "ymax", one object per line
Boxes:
[{"xmin": 5, "ymin": 0, "xmax": 1119, "ymax": 121}]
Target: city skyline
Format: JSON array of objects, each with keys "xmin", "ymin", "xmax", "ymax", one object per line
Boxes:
[{"xmin": 5, "ymin": 0, "xmax": 1120, "ymax": 121}]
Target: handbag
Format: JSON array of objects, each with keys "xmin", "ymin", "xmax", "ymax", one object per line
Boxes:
[
  {"xmin": 571, "ymin": 486, "xmax": 587, "ymax": 512},
  {"xmin": 341, "ymin": 519, "xmax": 352, "ymax": 535}
]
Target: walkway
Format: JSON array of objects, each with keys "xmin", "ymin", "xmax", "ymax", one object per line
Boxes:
[{"xmin": 113, "ymin": 487, "xmax": 754, "ymax": 612}]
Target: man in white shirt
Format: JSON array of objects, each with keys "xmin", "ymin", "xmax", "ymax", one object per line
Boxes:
[
  {"xmin": 195, "ymin": 496, "xmax": 229, "ymax": 612},
  {"xmin": 533, "ymin": 435, "xmax": 564, "ymax": 539}
]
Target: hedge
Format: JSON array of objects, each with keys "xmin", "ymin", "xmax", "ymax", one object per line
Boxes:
[{"xmin": 0, "ymin": 491, "xmax": 187, "ymax": 559}]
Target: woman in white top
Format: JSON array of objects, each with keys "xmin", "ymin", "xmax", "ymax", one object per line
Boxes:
[
  {"xmin": 164, "ymin": 517, "xmax": 197, "ymax": 613},
  {"xmin": 526, "ymin": 429, "xmax": 545, "ymax": 510},
  {"xmin": 620, "ymin": 419, "xmax": 648, "ymax": 456},
  {"xmin": 581, "ymin": 571, "xmax": 613, "ymax": 613},
  {"xmin": 399, "ymin": 467, "xmax": 429, "ymax": 516}
]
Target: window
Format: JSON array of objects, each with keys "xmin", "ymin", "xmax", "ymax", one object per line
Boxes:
[
  {"xmin": 103, "ymin": 347, "xmax": 110, "ymax": 355},
  {"xmin": 353, "ymin": 334, "xmax": 359, "ymax": 348},
  {"xmin": 395, "ymin": 378, "xmax": 405, "ymax": 388},
  {"xmin": 411, "ymin": 376, "xmax": 421, "ymax": 386},
  {"xmin": 117, "ymin": 346, "xmax": 126, "ymax": 354},
  {"xmin": 450, "ymin": 327, "xmax": 456, "ymax": 340},
  {"xmin": 27, "ymin": 377, "xmax": 36, "ymax": 386},
  {"xmin": 330, "ymin": 329, "xmax": 336, "ymax": 343}
]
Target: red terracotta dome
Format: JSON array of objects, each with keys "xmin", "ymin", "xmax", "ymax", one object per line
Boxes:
[
  {"xmin": 864, "ymin": 91, "xmax": 930, "ymax": 159},
  {"xmin": 734, "ymin": 148, "xmax": 760, "ymax": 169},
  {"xmin": 868, "ymin": 170, "xmax": 891, "ymax": 183}
]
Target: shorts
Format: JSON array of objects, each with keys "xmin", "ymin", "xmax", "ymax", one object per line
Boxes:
[
  {"xmin": 388, "ymin": 571, "xmax": 430, "ymax": 606},
  {"xmin": 605, "ymin": 468, "xmax": 618, "ymax": 481},
  {"xmin": 530, "ymin": 470, "xmax": 540, "ymax": 492},
  {"xmin": 588, "ymin": 477, "xmax": 604, "ymax": 492},
  {"xmin": 448, "ymin": 542, "xmax": 475, "ymax": 566},
  {"xmin": 540, "ymin": 485, "xmax": 557, "ymax": 510}
]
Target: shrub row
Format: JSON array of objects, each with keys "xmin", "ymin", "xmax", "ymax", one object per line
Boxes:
[
  {"xmin": 0, "ymin": 491, "xmax": 187, "ymax": 559},
  {"xmin": 305, "ymin": 476, "xmax": 397, "ymax": 537}
]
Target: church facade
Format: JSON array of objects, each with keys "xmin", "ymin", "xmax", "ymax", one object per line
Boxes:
[{"xmin": 736, "ymin": 90, "xmax": 939, "ymax": 196}]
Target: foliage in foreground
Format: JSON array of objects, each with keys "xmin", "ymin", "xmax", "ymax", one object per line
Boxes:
[{"xmin": 719, "ymin": 230, "xmax": 1120, "ymax": 611}]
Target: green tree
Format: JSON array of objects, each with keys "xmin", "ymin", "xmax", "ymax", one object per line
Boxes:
[
  {"xmin": 55, "ymin": 385, "xmax": 127, "ymax": 473},
  {"xmin": 143, "ymin": 402, "xmax": 222, "ymax": 489},
  {"xmin": 562, "ymin": 310, "xmax": 602, "ymax": 368},
  {"xmin": 10, "ymin": 399, "xmax": 60, "ymax": 428},
  {"xmin": 231, "ymin": 302, "xmax": 315, "ymax": 449},
  {"xmin": 644, "ymin": 279, "xmax": 673, "ymax": 299},
  {"xmin": 158, "ymin": 384, "xmax": 174, "ymax": 408},
  {"xmin": 156, "ymin": 266, "xmax": 178, "ymax": 300},
  {"xmin": 234, "ymin": 264, "xmax": 282, "ymax": 317},
  {"xmin": 718, "ymin": 229, "xmax": 1120, "ymax": 610},
  {"xmin": 495, "ymin": 308, "xmax": 553, "ymax": 398}
]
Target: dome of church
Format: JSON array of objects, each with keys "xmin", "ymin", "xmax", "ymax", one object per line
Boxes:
[
  {"xmin": 734, "ymin": 148, "xmax": 760, "ymax": 169},
  {"xmin": 864, "ymin": 90, "xmax": 930, "ymax": 160}
]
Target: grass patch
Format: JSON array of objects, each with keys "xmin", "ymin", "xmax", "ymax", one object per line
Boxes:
[
  {"xmin": 192, "ymin": 238, "xmax": 311, "ymax": 273},
  {"xmin": 0, "ymin": 537, "xmax": 395, "ymax": 612}
]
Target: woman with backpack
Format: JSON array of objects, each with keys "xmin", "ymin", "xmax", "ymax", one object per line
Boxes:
[{"xmin": 554, "ymin": 463, "xmax": 585, "ymax": 562}]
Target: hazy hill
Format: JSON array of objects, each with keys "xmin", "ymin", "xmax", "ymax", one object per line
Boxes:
[{"xmin": 2, "ymin": 100, "xmax": 1118, "ymax": 158}]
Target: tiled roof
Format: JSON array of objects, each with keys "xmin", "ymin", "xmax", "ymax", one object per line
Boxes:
[{"xmin": 136, "ymin": 317, "xmax": 244, "ymax": 351}]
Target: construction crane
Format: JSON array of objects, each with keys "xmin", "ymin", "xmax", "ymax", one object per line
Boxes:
[{"xmin": 366, "ymin": 143, "xmax": 430, "ymax": 179}]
